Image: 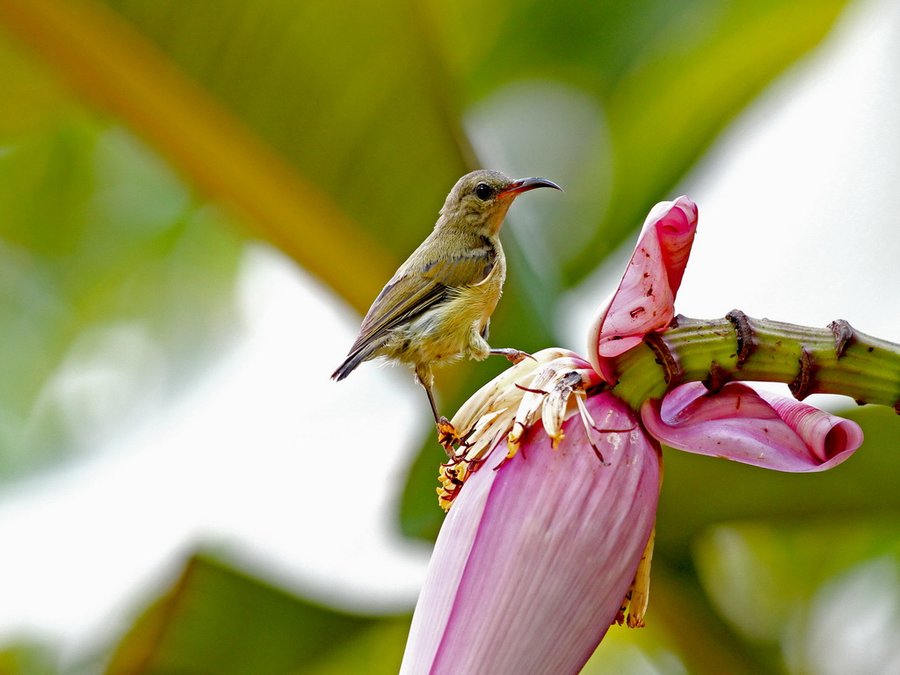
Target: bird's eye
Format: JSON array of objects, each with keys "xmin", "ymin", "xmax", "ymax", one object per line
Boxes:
[{"xmin": 474, "ymin": 182, "xmax": 494, "ymax": 201}]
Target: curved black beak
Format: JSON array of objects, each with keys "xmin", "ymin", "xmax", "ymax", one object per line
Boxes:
[{"xmin": 499, "ymin": 177, "xmax": 563, "ymax": 197}]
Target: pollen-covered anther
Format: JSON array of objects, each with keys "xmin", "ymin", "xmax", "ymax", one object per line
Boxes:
[
  {"xmin": 437, "ymin": 459, "xmax": 475, "ymax": 512},
  {"xmin": 505, "ymin": 421, "xmax": 529, "ymax": 459},
  {"xmin": 549, "ymin": 429, "xmax": 565, "ymax": 449},
  {"xmin": 542, "ymin": 370, "xmax": 587, "ymax": 448},
  {"xmin": 507, "ymin": 366, "xmax": 561, "ymax": 456}
]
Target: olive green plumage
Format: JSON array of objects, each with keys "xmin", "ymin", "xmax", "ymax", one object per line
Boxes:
[{"xmin": 332, "ymin": 169, "xmax": 560, "ymax": 425}]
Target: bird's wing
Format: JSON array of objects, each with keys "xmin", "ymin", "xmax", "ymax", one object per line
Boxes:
[{"xmin": 346, "ymin": 242, "xmax": 497, "ymax": 356}]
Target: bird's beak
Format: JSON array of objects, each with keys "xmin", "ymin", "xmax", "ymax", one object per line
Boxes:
[{"xmin": 498, "ymin": 177, "xmax": 563, "ymax": 198}]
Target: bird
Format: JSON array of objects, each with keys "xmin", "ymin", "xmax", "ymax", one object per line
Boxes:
[{"xmin": 332, "ymin": 169, "xmax": 561, "ymax": 446}]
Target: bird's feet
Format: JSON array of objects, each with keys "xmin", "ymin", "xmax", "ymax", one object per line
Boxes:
[
  {"xmin": 489, "ymin": 347, "xmax": 536, "ymax": 365},
  {"xmin": 437, "ymin": 416, "xmax": 460, "ymax": 453}
]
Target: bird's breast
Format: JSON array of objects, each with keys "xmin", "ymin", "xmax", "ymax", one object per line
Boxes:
[
  {"xmin": 385, "ymin": 251, "xmax": 506, "ymax": 367},
  {"xmin": 464, "ymin": 249, "xmax": 506, "ymax": 326}
]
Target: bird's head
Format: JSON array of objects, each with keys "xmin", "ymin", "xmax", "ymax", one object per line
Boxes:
[{"xmin": 438, "ymin": 170, "xmax": 561, "ymax": 236}]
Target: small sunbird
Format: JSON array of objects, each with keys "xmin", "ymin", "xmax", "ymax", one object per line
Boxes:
[{"xmin": 332, "ymin": 169, "xmax": 561, "ymax": 443}]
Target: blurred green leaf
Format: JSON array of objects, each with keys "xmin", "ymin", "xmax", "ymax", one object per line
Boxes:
[
  {"xmin": 0, "ymin": 0, "xmax": 399, "ymax": 313},
  {"xmin": 301, "ymin": 617, "xmax": 411, "ymax": 675},
  {"xmin": 694, "ymin": 517, "xmax": 900, "ymax": 644},
  {"xmin": 656, "ymin": 406, "xmax": 900, "ymax": 565},
  {"xmin": 619, "ymin": 560, "xmax": 777, "ymax": 675},
  {"xmin": 427, "ymin": 0, "xmax": 850, "ymax": 284},
  {"xmin": 98, "ymin": 0, "xmax": 473, "ymax": 263},
  {"xmin": 692, "ymin": 518, "xmax": 900, "ymax": 674},
  {"xmin": 0, "ymin": 104, "xmax": 242, "ymax": 478},
  {"xmin": 2, "ymin": 0, "xmax": 852, "ymax": 307},
  {"xmin": 0, "ymin": 640, "xmax": 58, "ymax": 675},
  {"xmin": 108, "ymin": 553, "xmax": 408, "ymax": 675}
]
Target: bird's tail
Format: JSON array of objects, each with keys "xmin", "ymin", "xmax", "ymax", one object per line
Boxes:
[{"xmin": 331, "ymin": 347, "xmax": 370, "ymax": 381}]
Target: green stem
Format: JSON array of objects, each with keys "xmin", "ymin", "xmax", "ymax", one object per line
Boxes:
[{"xmin": 610, "ymin": 311, "xmax": 900, "ymax": 412}]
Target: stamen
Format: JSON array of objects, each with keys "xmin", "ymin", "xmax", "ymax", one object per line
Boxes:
[
  {"xmin": 515, "ymin": 384, "xmax": 550, "ymax": 395},
  {"xmin": 574, "ymin": 393, "xmax": 608, "ymax": 464},
  {"xmin": 437, "ymin": 459, "xmax": 476, "ymax": 512},
  {"xmin": 437, "ymin": 350, "xmax": 606, "ymax": 509}
]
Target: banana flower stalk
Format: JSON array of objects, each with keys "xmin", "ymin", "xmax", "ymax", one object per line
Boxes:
[{"xmin": 400, "ymin": 197, "xmax": 898, "ymax": 674}]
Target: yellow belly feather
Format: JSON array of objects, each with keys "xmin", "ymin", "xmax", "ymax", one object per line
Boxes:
[{"xmin": 379, "ymin": 256, "xmax": 505, "ymax": 369}]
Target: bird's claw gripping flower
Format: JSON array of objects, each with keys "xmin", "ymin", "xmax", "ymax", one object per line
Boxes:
[{"xmin": 436, "ymin": 416, "xmax": 462, "ymax": 454}]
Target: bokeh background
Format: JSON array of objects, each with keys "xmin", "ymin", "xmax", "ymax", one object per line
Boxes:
[{"xmin": 1, "ymin": 0, "xmax": 899, "ymax": 672}]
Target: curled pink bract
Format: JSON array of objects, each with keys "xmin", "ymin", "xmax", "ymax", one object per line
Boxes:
[
  {"xmin": 589, "ymin": 196, "xmax": 698, "ymax": 381},
  {"xmin": 640, "ymin": 382, "xmax": 863, "ymax": 472}
]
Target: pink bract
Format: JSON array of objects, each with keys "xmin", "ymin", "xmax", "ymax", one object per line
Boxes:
[
  {"xmin": 589, "ymin": 196, "xmax": 698, "ymax": 382},
  {"xmin": 400, "ymin": 393, "xmax": 660, "ymax": 675},
  {"xmin": 641, "ymin": 382, "xmax": 862, "ymax": 472}
]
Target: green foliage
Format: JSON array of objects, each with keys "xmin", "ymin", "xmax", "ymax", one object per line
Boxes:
[
  {"xmin": 0, "ymin": 641, "xmax": 59, "ymax": 675},
  {"xmin": 104, "ymin": 0, "xmax": 473, "ymax": 260},
  {"xmin": 695, "ymin": 518, "xmax": 900, "ymax": 644},
  {"xmin": 106, "ymin": 553, "xmax": 408, "ymax": 675},
  {"xmin": 0, "ymin": 90, "xmax": 241, "ymax": 477}
]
